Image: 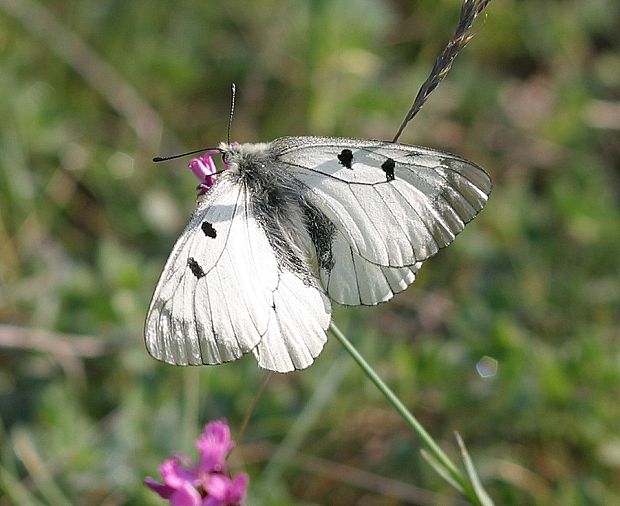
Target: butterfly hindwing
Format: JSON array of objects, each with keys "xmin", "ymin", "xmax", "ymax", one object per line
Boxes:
[
  {"xmin": 323, "ymin": 229, "xmax": 423, "ymax": 305},
  {"xmin": 253, "ymin": 269, "xmax": 331, "ymax": 372}
]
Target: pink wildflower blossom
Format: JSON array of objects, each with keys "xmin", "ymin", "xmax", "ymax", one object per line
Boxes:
[
  {"xmin": 145, "ymin": 420, "xmax": 248, "ymax": 506},
  {"xmin": 188, "ymin": 151, "xmax": 219, "ymax": 194}
]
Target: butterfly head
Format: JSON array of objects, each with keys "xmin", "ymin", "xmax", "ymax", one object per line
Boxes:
[
  {"xmin": 188, "ymin": 141, "xmax": 273, "ymax": 195},
  {"xmin": 220, "ymin": 141, "xmax": 271, "ymax": 167}
]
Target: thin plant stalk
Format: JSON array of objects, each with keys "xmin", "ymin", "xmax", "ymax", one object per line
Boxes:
[
  {"xmin": 181, "ymin": 367, "xmax": 201, "ymax": 452},
  {"xmin": 330, "ymin": 322, "xmax": 489, "ymax": 505}
]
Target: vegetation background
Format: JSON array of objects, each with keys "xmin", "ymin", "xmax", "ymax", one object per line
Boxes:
[{"xmin": 1, "ymin": 0, "xmax": 619, "ymax": 504}]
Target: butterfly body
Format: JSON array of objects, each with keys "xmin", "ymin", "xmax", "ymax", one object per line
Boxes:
[
  {"xmin": 220, "ymin": 141, "xmax": 324, "ymax": 285},
  {"xmin": 146, "ymin": 136, "xmax": 491, "ymax": 372}
]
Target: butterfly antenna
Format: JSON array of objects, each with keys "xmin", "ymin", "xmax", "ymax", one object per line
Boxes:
[
  {"xmin": 152, "ymin": 146, "xmax": 222, "ymax": 162},
  {"xmin": 227, "ymin": 83, "xmax": 236, "ymax": 144},
  {"xmin": 392, "ymin": 0, "xmax": 492, "ymax": 143}
]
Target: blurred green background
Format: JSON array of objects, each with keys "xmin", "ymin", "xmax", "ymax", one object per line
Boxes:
[{"xmin": 1, "ymin": 0, "xmax": 619, "ymax": 504}]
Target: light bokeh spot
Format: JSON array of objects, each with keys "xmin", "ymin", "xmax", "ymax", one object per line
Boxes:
[{"xmin": 476, "ymin": 356, "xmax": 498, "ymax": 378}]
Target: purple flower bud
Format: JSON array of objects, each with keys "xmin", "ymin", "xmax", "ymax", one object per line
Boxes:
[{"xmin": 188, "ymin": 152, "xmax": 219, "ymax": 190}]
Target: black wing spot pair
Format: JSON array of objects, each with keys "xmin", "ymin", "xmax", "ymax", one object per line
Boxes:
[
  {"xmin": 187, "ymin": 221, "xmax": 217, "ymax": 279},
  {"xmin": 338, "ymin": 149, "xmax": 395, "ymax": 182}
]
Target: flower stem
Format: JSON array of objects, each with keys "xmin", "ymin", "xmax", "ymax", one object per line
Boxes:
[{"xmin": 329, "ymin": 322, "xmax": 482, "ymax": 504}]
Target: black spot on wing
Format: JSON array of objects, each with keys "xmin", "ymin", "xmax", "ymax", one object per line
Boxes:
[
  {"xmin": 337, "ymin": 149, "xmax": 354, "ymax": 169},
  {"xmin": 201, "ymin": 221, "xmax": 217, "ymax": 238},
  {"xmin": 187, "ymin": 257, "xmax": 205, "ymax": 279},
  {"xmin": 381, "ymin": 158, "xmax": 396, "ymax": 182}
]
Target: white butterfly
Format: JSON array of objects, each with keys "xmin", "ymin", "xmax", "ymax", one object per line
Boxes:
[{"xmin": 144, "ymin": 136, "xmax": 491, "ymax": 372}]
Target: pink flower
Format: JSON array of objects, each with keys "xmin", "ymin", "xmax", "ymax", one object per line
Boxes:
[
  {"xmin": 187, "ymin": 143, "xmax": 240, "ymax": 194},
  {"xmin": 188, "ymin": 152, "xmax": 219, "ymax": 193},
  {"xmin": 145, "ymin": 420, "xmax": 249, "ymax": 506},
  {"xmin": 204, "ymin": 474, "xmax": 249, "ymax": 506},
  {"xmin": 144, "ymin": 457, "xmax": 202, "ymax": 506},
  {"xmin": 196, "ymin": 420, "xmax": 235, "ymax": 474}
]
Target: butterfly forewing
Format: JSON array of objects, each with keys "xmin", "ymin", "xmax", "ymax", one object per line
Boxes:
[
  {"xmin": 146, "ymin": 178, "xmax": 278, "ymax": 365},
  {"xmin": 273, "ymin": 136, "xmax": 491, "ymax": 267}
]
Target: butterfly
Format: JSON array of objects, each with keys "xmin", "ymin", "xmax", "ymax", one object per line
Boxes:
[{"xmin": 145, "ymin": 136, "xmax": 491, "ymax": 372}]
